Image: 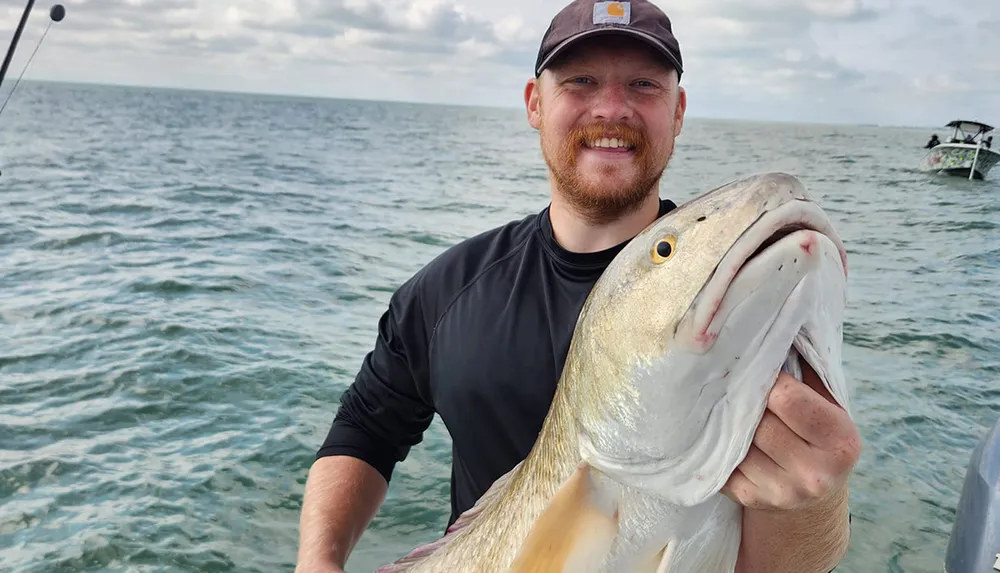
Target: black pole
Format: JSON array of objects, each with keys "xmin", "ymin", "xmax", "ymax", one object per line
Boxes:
[{"xmin": 0, "ymin": 0, "xmax": 36, "ymax": 90}]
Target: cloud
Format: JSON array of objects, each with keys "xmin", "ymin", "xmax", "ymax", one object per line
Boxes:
[
  {"xmin": 805, "ymin": 0, "xmax": 1000, "ymax": 124},
  {"xmin": 5, "ymin": 0, "xmax": 998, "ymax": 125}
]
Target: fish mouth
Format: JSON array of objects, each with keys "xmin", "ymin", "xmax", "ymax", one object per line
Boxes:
[
  {"xmin": 745, "ymin": 223, "xmax": 811, "ymax": 264},
  {"xmin": 675, "ymin": 198, "xmax": 847, "ymax": 354}
]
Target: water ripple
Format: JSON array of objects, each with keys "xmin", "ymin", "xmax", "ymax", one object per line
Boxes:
[{"xmin": 0, "ymin": 82, "xmax": 998, "ymax": 572}]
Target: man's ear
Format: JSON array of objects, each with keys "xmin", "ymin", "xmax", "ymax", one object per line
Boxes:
[
  {"xmin": 525, "ymin": 77, "xmax": 542, "ymax": 130},
  {"xmin": 673, "ymin": 83, "xmax": 687, "ymax": 138}
]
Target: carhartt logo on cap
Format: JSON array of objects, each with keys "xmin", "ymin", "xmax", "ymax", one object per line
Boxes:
[{"xmin": 593, "ymin": 1, "xmax": 630, "ymax": 25}]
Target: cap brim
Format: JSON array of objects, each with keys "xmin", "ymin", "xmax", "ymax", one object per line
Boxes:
[{"xmin": 535, "ymin": 27, "xmax": 683, "ymax": 77}]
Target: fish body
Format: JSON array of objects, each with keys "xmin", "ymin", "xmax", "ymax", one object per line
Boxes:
[{"xmin": 375, "ymin": 172, "xmax": 852, "ymax": 573}]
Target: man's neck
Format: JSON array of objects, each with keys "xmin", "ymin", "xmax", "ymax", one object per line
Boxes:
[{"xmin": 548, "ymin": 191, "xmax": 662, "ymax": 254}]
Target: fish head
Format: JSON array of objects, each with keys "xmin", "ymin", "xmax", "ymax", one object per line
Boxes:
[{"xmin": 564, "ymin": 172, "xmax": 850, "ymax": 507}]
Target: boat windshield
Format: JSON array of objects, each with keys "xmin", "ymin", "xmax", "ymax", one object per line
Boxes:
[{"xmin": 946, "ymin": 120, "xmax": 994, "ymax": 145}]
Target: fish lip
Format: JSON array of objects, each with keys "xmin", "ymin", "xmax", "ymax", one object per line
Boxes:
[{"xmin": 675, "ymin": 198, "xmax": 848, "ymax": 353}]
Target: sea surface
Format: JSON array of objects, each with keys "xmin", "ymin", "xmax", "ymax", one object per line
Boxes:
[{"xmin": 1, "ymin": 80, "xmax": 998, "ymax": 573}]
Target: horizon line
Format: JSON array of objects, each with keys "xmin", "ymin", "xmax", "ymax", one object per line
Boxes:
[{"xmin": 13, "ymin": 77, "xmax": 944, "ymax": 131}]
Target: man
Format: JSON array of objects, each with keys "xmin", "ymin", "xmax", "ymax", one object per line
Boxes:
[{"xmin": 296, "ymin": 1, "xmax": 860, "ymax": 571}]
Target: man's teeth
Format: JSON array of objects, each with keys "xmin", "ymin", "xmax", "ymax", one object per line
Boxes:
[{"xmin": 590, "ymin": 138, "xmax": 633, "ymax": 149}]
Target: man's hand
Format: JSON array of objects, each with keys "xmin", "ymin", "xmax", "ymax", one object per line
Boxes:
[
  {"xmin": 722, "ymin": 362, "xmax": 860, "ymax": 572},
  {"xmin": 722, "ymin": 363, "xmax": 861, "ymax": 511}
]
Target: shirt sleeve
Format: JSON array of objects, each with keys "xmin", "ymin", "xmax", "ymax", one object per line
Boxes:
[{"xmin": 316, "ymin": 277, "xmax": 437, "ymax": 485}]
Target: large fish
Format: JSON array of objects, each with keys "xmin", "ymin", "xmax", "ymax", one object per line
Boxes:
[{"xmin": 375, "ymin": 172, "xmax": 852, "ymax": 573}]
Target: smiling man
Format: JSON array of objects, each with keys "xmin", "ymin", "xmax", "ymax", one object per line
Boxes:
[{"xmin": 296, "ymin": 1, "xmax": 860, "ymax": 572}]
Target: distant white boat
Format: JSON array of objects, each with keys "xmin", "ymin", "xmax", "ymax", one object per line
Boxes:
[{"xmin": 919, "ymin": 120, "xmax": 999, "ymax": 180}]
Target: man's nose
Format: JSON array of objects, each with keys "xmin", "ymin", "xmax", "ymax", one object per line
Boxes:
[{"xmin": 590, "ymin": 84, "xmax": 634, "ymax": 122}]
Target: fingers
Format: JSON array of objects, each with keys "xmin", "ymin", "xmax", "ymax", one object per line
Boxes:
[
  {"xmin": 736, "ymin": 444, "xmax": 786, "ymax": 488},
  {"xmin": 752, "ymin": 408, "xmax": 810, "ymax": 472},
  {"xmin": 722, "ymin": 364, "xmax": 863, "ymax": 513},
  {"xmin": 722, "ymin": 445, "xmax": 797, "ymax": 510},
  {"xmin": 767, "ymin": 371, "xmax": 856, "ymax": 451},
  {"xmin": 720, "ymin": 468, "xmax": 754, "ymax": 507}
]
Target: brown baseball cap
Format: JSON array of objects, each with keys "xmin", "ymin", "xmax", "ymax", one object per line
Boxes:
[{"xmin": 534, "ymin": 0, "xmax": 683, "ymax": 78}]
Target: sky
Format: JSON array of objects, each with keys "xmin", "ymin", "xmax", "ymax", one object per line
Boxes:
[{"xmin": 1, "ymin": 0, "xmax": 998, "ymax": 126}]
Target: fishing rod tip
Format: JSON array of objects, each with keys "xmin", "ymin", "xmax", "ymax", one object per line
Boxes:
[{"xmin": 50, "ymin": 4, "xmax": 65, "ymax": 22}]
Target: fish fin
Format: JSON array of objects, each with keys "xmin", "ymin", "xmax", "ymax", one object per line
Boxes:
[
  {"xmin": 374, "ymin": 459, "xmax": 524, "ymax": 573},
  {"xmin": 655, "ymin": 496, "xmax": 741, "ymax": 573},
  {"xmin": 508, "ymin": 462, "xmax": 619, "ymax": 573}
]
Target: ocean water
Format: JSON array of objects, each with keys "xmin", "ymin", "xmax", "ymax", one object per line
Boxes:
[{"xmin": 1, "ymin": 80, "xmax": 998, "ymax": 573}]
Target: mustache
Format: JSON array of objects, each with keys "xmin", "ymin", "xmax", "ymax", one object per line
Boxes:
[{"xmin": 569, "ymin": 123, "xmax": 648, "ymax": 150}]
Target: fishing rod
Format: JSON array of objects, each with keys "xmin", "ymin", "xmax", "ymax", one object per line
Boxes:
[{"xmin": 0, "ymin": 0, "xmax": 66, "ymax": 177}]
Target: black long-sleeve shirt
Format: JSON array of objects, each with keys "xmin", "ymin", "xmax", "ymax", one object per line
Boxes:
[{"xmin": 317, "ymin": 199, "xmax": 677, "ymax": 527}]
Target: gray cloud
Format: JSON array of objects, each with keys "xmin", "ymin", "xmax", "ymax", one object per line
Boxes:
[
  {"xmin": 299, "ymin": 0, "xmax": 396, "ymax": 32},
  {"xmin": 701, "ymin": 0, "xmax": 883, "ymax": 24},
  {"xmin": 156, "ymin": 33, "xmax": 261, "ymax": 57},
  {"xmin": 269, "ymin": 0, "xmax": 501, "ymax": 43}
]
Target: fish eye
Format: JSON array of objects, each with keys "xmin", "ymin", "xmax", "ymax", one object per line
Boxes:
[{"xmin": 651, "ymin": 235, "xmax": 677, "ymax": 264}]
